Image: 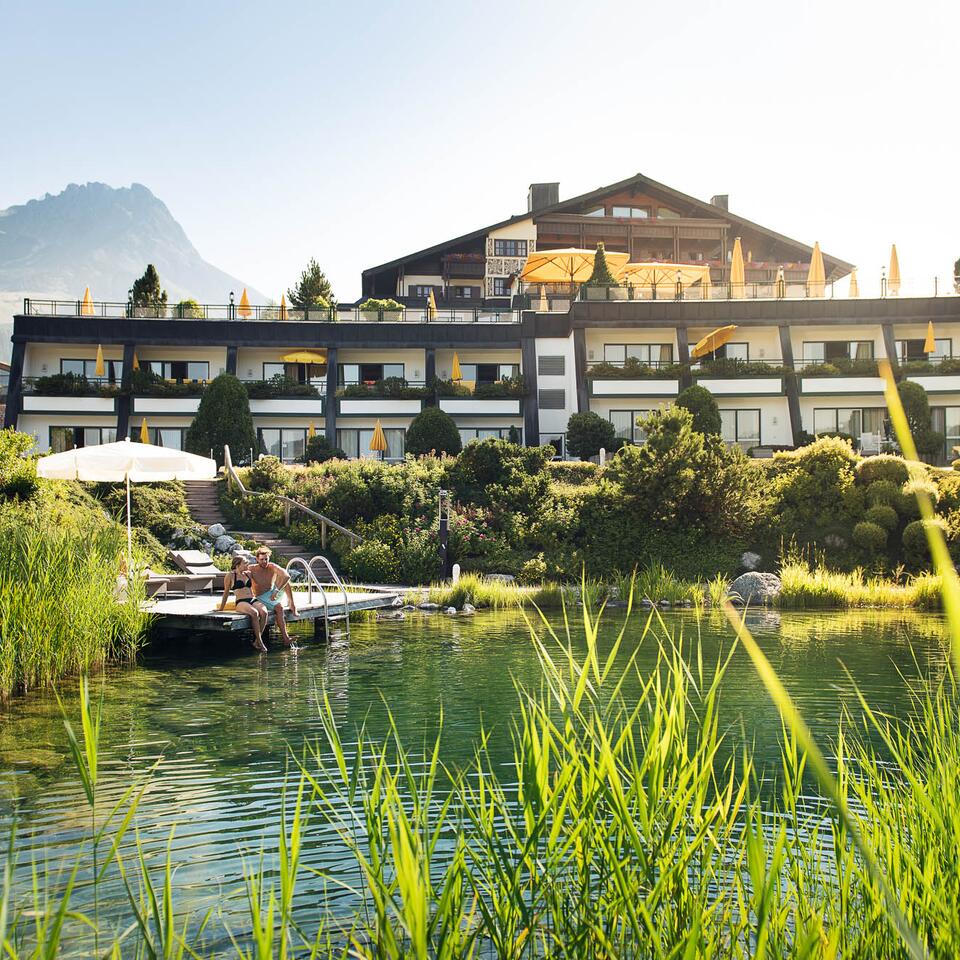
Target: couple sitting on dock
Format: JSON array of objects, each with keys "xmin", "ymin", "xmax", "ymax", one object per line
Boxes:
[{"xmin": 218, "ymin": 546, "xmax": 298, "ymax": 651}]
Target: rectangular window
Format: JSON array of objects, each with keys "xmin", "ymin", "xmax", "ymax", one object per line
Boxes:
[
  {"xmin": 409, "ymin": 285, "xmax": 438, "ymax": 298},
  {"xmin": 61, "ymin": 358, "xmax": 123, "ymax": 382},
  {"xmin": 603, "ymin": 343, "xmax": 673, "ymax": 366},
  {"xmin": 50, "ymin": 426, "xmax": 115, "ymax": 452},
  {"xmin": 539, "ymin": 434, "xmax": 565, "ymax": 458},
  {"xmin": 492, "ymin": 277, "xmax": 511, "ymax": 297},
  {"xmin": 257, "ymin": 428, "xmax": 306, "ymax": 462},
  {"xmin": 137, "ymin": 360, "xmax": 207, "ymax": 382},
  {"xmin": 609, "ymin": 409, "xmax": 650, "ymax": 444},
  {"xmin": 458, "ymin": 427, "xmax": 514, "ymax": 445},
  {"xmin": 147, "ymin": 427, "xmax": 186, "ymax": 450},
  {"xmin": 452, "ymin": 286, "xmax": 480, "ymax": 299},
  {"xmin": 611, "ymin": 206, "xmax": 649, "ymax": 218},
  {"xmin": 897, "ymin": 338, "xmax": 952, "ymax": 362},
  {"xmin": 493, "ymin": 239, "xmax": 528, "ymax": 257},
  {"xmin": 538, "ymin": 388, "xmax": 566, "ymax": 410},
  {"xmin": 720, "ymin": 409, "xmax": 761, "ymax": 448},
  {"xmin": 337, "ymin": 428, "xmax": 405, "ymax": 461},
  {"xmin": 263, "ymin": 362, "xmax": 286, "ymax": 380},
  {"xmin": 723, "ymin": 342, "xmax": 749, "ymax": 361},
  {"xmin": 813, "ymin": 408, "xmax": 888, "ymax": 444},
  {"xmin": 604, "ymin": 344, "xmax": 626, "ymax": 364},
  {"xmin": 338, "ymin": 363, "xmax": 405, "ymax": 385},
  {"xmin": 538, "ymin": 355, "xmax": 566, "ymax": 376}
]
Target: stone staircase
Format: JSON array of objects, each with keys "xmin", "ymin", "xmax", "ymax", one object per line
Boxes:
[{"xmin": 182, "ymin": 480, "xmax": 315, "ymax": 564}]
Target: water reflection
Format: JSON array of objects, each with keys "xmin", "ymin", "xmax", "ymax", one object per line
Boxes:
[{"xmin": 0, "ymin": 607, "xmax": 951, "ymax": 940}]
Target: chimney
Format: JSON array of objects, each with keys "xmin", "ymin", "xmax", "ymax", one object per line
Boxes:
[
  {"xmin": 528, "ymin": 182, "xmax": 559, "ymax": 213},
  {"xmin": 710, "ymin": 194, "xmax": 729, "ymax": 211}
]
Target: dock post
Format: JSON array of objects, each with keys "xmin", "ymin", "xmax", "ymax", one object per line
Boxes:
[{"xmin": 313, "ymin": 618, "xmax": 327, "ymax": 642}]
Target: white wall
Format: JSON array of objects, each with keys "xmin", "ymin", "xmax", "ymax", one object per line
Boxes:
[{"xmin": 534, "ymin": 335, "xmax": 577, "ymax": 435}]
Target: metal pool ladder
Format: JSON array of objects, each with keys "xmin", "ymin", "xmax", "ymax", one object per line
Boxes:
[{"xmin": 285, "ymin": 556, "xmax": 352, "ymax": 640}]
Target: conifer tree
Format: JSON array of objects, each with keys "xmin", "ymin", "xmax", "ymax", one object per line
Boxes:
[
  {"xmin": 586, "ymin": 242, "xmax": 617, "ymax": 286},
  {"xmin": 131, "ymin": 264, "xmax": 168, "ymax": 308},
  {"xmin": 287, "ymin": 258, "xmax": 334, "ymax": 308},
  {"xmin": 185, "ymin": 374, "xmax": 256, "ymax": 466}
]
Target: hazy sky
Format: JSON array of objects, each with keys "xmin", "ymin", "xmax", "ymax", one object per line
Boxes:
[{"xmin": 2, "ymin": 0, "xmax": 958, "ymax": 300}]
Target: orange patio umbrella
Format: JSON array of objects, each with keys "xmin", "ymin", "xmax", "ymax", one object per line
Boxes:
[
  {"xmin": 238, "ymin": 288, "xmax": 252, "ymax": 319},
  {"xmin": 140, "ymin": 419, "xmax": 150, "ymax": 444},
  {"xmin": 888, "ymin": 244, "xmax": 901, "ymax": 296},
  {"xmin": 81, "ymin": 287, "xmax": 95, "ymax": 316},
  {"xmin": 848, "ymin": 268, "xmax": 859, "ymax": 299},
  {"xmin": 519, "ymin": 247, "xmax": 629, "ymax": 285},
  {"xmin": 369, "ymin": 420, "xmax": 388, "ymax": 460},
  {"xmin": 691, "ymin": 325, "xmax": 738, "ymax": 360},
  {"xmin": 807, "ymin": 242, "xmax": 826, "ymax": 298},
  {"xmin": 729, "ymin": 238, "xmax": 745, "ymax": 298}
]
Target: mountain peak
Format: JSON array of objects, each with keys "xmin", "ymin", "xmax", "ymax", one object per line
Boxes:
[{"xmin": 0, "ymin": 182, "xmax": 262, "ymax": 303}]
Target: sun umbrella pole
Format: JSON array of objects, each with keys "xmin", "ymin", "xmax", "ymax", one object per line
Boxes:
[{"xmin": 126, "ymin": 470, "xmax": 133, "ymax": 577}]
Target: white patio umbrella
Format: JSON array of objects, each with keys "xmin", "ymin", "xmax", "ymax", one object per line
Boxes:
[{"xmin": 36, "ymin": 438, "xmax": 217, "ymax": 572}]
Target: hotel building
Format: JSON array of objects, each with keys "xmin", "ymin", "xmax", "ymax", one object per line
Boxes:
[{"xmin": 5, "ymin": 172, "xmax": 960, "ymax": 461}]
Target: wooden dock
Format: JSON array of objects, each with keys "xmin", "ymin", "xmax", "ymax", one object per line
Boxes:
[{"xmin": 147, "ymin": 586, "xmax": 402, "ymax": 634}]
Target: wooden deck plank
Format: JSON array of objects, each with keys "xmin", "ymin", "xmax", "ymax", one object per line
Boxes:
[{"xmin": 147, "ymin": 587, "xmax": 402, "ymax": 632}]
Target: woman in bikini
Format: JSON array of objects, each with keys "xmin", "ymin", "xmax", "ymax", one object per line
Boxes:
[{"xmin": 218, "ymin": 556, "xmax": 268, "ymax": 652}]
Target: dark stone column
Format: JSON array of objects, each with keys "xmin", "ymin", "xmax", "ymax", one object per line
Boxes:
[
  {"xmin": 881, "ymin": 322, "xmax": 899, "ymax": 371},
  {"xmin": 573, "ymin": 327, "xmax": 588, "ymax": 414},
  {"xmin": 676, "ymin": 327, "xmax": 692, "ymax": 389},
  {"xmin": 424, "ymin": 347, "xmax": 436, "ymax": 406},
  {"xmin": 3, "ymin": 341, "xmax": 25, "ymax": 430},
  {"xmin": 325, "ymin": 347, "xmax": 338, "ymax": 447},
  {"xmin": 521, "ymin": 334, "xmax": 539, "ymax": 446},
  {"xmin": 779, "ymin": 325, "xmax": 803, "ymax": 446},
  {"xmin": 117, "ymin": 342, "xmax": 136, "ymax": 439},
  {"xmin": 226, "ymin": 346, "xmax": 238, "ymax": 375}
]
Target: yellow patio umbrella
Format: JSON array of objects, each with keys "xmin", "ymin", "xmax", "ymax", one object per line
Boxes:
[
  {"xmin": 848, "ymin": 268, "xmax": 859, "ymax": 298},
  {"xmin": 132, "ymin": 352, "xmax": 140, "ymax": 370},
  {"xmin": 369, "ymin": 420, "xmax": 388, "ymax": 460},
  {"xmin": 238, "ymin": 288, "xmax": 252, "ymax": 319},
  {"xmin": 95, "ymin": 344, "xmax": 105, "ymax": 378},
  {"xmin": 537, "ymin": 284, "xmax": 549, "ymax": 312},
  {"xmin": 775, "ymin": 266, "xmax": 786, "ymax": 298},
  {"xmin": 729, "ymin": 238, "xmax": 745, "ymax": 298},
  {"xmin": 281, "ymin": 350, "xmax": 327, "ymax": 364},
  {"xmin": 691, "ymin": 325, "xmax": 738, "ymax": 360},
  {"xmin": 807, "ymin": 241, "xmax": 826, "ymax": 298},
  {"xmin": 140, "ymin": 419, "xmax": 150, "ymax": 444},
  {"xmin": 278, "ymin": 294, "xmax": 289, "ymax": 320},
  {"xmin": 451, "ymin": 353, "xmax": 462, "ymax": 382},
  {"xmin": 427, "ymin": 289, "xmax": 438, "ymax": 321},
  {"xmin": 81, "ymin": 287, "xmax": 95, "ymax": 316},
  {"xmin": 888, "ymin": 244, "xmax": 901, "ymax": 296},
  {"xmin": 519, "ymin": 247, "xmax": 629, "ymax": 284},
  {"xmin": 308, "ymin": 422, "xmax": 316, "ymax": 439},
  {"xmin": 924, "ymin": 320, "xmax": 937, "ymax": 354},
  {"xmin": 621, "ymin": 262, "xmax": 712, "ymax": 295}
]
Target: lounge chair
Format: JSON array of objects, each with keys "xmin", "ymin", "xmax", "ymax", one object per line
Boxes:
[{"xmin": 167, "ymin": 550, "xmax": 225, "ymax": 592}]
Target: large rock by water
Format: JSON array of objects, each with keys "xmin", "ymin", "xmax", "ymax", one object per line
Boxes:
[{"xmin": 727, "ymin": 572, "xmax": 782, "ymax": 605}]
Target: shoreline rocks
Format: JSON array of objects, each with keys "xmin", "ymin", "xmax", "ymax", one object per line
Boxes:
[{"xmin": 727, "ymin": 571, "xmax": 782, "ymax": 605}]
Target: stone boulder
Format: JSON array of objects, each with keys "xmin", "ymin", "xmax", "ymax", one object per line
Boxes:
[
  {"xmin": 207, "ymin": 523, "xmax": 227, "ymax": 539},
  {"xmin": 727, "ymin": 572, "xmax": 782, "ymax": 605},
  {"xmin": 214, "ymin": 534, "xmax": 237, "ymax": 554}
]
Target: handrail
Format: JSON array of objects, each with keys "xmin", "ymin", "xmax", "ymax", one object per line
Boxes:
[
  {"xmin": 285, "ymin": 557, "xmax": 332, "ymax": 637},
  {"xmin": 308, "ymin": 555, "xmax": 352, "ymax": 641},
  {"xmin": 223, "ymin": 445, "xmax": 362, "ymax": 546}
]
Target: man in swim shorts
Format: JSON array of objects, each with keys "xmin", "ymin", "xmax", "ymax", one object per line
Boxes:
[{"xmin": 248, "ymin": 545, "xmax": 298, "ymax": 646}]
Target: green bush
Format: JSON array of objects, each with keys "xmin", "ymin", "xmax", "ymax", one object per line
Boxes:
[
  {"xmin": 357, "ymin": 297, "xmax": 404, "ymax": 314},
  {"xmin": 546, "ymin": 461, "xmax": 600, "ymax": 485},
  {"xmin": 565, "ymin": 412, "xmax": 617, "ymax": 460},
  {"xmin": 898, "ymin": 380, "xmax": 944, "ymax": 456},
  {"xmin": 245, "ymin": 375, "xmax": 320, "ymax": 399},
  {"xmin": 675, "ymin": 384, "xmax": 721, "ymax": 435},
  {"xmin": 903, "ymin": 518, "xmax": 947, "ymax": 567},
  {"xmin": 855, "ymin": 455, "xmax": 910, "ymax": 486},
  {"xmin": 185, "ymin": 373, "xmax": 256, "ymax": 466},
  {"xmin": 447, "ymin": 439, "xmax": 552, "ymax": 512},
  {"xmin": 301, "ymin": 435, "xmax": 345, "ymax": 464},
  {"xmin": 249, "ymin": 456, "xmax": 291, "ymax": 493},
  {"xmin": 518, "ymin": 555, "xmax": 547, "ymax": 584},
  {"xmin": 343, "ymin": 539, "xmax": 400, "ymax": 583},
  {"xmin": 94, "ymin": 481, "xmax": 198, "ymax": 544},
  {"xmin": 406, "ymin": 406, "xmax": 462, "ymax": 457},
  {"xmin": 32, "ymin": 372, "xmax": 117, "ymax": 397},
  {"xmin": 866, "ymin": 479, "xmax": 900, "ymax": 507},
  {"xmin": 0, "ymin": 428, "xmax": 38, "ymax": 501},
  {"xmin": 896, "ymin": 478, "xmax": 939, "ymax": 521},
  {"xmin": 864, "ymin": 504, "xmax": 899, "ymax": 531},
  {"xmin": 852, "ymin": 520, "xmax": 887, "ymax": 551}
]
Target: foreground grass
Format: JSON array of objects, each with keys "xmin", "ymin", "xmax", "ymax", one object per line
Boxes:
[
  {"xmin": 0, "ymin": 502, "xmax": 149, "ymax": 702},
  {"xmin": 3, "ymin": 600, "xmax": 960, "ymax": 956},
  {"xmin": 779, "ymin": 560, "xmax": 943, "ymax": 609}
]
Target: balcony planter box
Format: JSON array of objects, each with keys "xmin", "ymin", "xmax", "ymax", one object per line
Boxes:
[
  {"xmin": 132, "ymin": 396, "xmax": 202, "ymax": 415},
  {"xmin": 694, "ymin": 377, "xmax": 784, "ymax": 396},
  {"xmin": 338, "ymin": 398, "xmax": 424, "ymax": 417},
  {"xmin": 359, "ymin": 309, "xmax": 381, "ymax": 323},
  {"xmin": 590, "ymin": 379, "xmax": 679, "ymax": 397},
  {"xmin": 22, "ymin": 395, "xmax": 117, "ymax": 414},
  {"xmin": 382, "ymin": 309, "xmax": 404, "ymax": 323},
  {"xmin": 799, "ymin": 377, "xmax": 886, "ymax": 395},
  {"xmin": 439, "ymin": 398, "xmax": 522, "ymax": 416},
  {"xmin": 249, "ymin": 398, "xmax": 325, "ymax": 417}
]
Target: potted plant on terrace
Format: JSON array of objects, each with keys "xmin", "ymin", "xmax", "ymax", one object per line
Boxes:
[
  {"xmin": 583, "ymin": 243, "xmax": 622, "ymax": 301},
  {"xmin": 357, "ymin": 297, "xmax": 405, "ymax": 322}
]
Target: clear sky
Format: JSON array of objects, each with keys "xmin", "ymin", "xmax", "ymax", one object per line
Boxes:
[{"xmin": 1, "ymin": 0, "xmax": 958, "ymax": 301}]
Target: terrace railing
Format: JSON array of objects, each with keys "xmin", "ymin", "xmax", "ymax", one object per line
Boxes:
[{"xmin": 22, "ymin": 299, "xmax": 522, "ymax": 324}]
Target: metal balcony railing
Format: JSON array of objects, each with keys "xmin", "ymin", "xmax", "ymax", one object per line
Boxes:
[{"xmin": 21, "ymin": 299, "xmax": 522, "ymax": 324}]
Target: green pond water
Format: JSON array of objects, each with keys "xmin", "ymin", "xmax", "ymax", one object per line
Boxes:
[{"xmin": 0, "ymin": 607, "xmax": 952, "ymax": 949}]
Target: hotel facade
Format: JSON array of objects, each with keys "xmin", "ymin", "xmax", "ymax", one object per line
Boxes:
[{"xmin": 5, "ymin": 172, "xmax": 960, "ymax": 461}]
